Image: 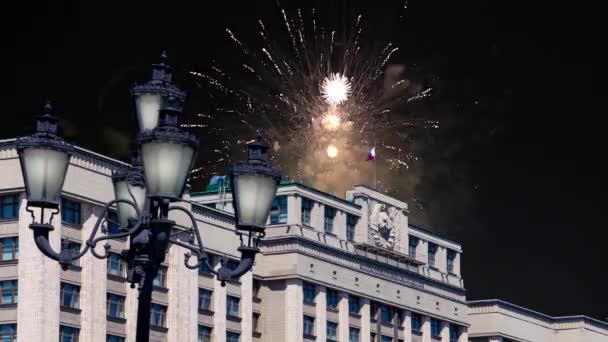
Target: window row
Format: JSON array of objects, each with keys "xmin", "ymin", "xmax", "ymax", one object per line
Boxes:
[
  {"xmin": 198, "ymin": 288, "xmax": 242, "ymax": 319},
  {"xmin": 408, "ymin": 236, "xmax": 458, "ymax": 274},
  {"xmin": 106, "ymin": 252, "xmax": 167, "ymax": 288}
]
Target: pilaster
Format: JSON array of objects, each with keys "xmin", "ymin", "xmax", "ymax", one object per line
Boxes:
[
  {"xmin": 240, "ymin": 270, "xmax": 253, "ymax": 342},
  {"xmin": 360, "ymin": 298, "xmax": 371, "ymax": 342},
  {"xmin": 457, "ymin": 327, "xmax": 468, "ymax": 342},
  {"xmin": 338, "ymin": 292, "xmax": 349, "ymax": 341},
  {"xmin": 287, "ymin": 195, "xmax": 301, "ymax": 225},
  {"xmin": 402, "ymin": 310, "xmax": 412, "ymax": 341},
  {"xmin": 285, "ymin": 278, "xmax": 303, "ymax": 342},
  {"xmin": 421, "ymin": 316, "xmax": 432, "ymax": 342},
  {"xmin": 440, "ymin": 321, "xmax": 450, "ymax": 342},
  {"xmin": 315, "ymin": 285, "xmax": 327, "ymax": 341},
  {"xmin": 311, "ymin": 202, "xmax": 323, "ymax": 231},
  {"xmin": 167, "ymin": 243, "xmax": 198, "ymax": 342},
  {"xmin": 333, "ymin": 210, "xmax": 347, "ymax": 240},
  {"xmin": 213, "ymin": 260, "xmax": 227, "ymax": 342}
]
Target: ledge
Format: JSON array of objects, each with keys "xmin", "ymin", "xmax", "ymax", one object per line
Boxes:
[
  {"xmin": 303, "ymin": 333, "xmax": 317, "ymax": 340},
  {"xmin": 326, "ymin": 307, "xmax": 339, "ymax": 313},
  {"xmin": 107, "ymin": 274, "xmax": 127, "ymax": 282},
  {"xmin": 153, "ymin": 286, "xmax": 169, "ymax": 293},
  {"xmin": 0, "ymin": 260, "xmax": 18, "ymax": 266},
  {"xmin": 226, "ymin": 315, "xmax": 242, "ymax": 323},
  {"xmin": 150, "ymin": 325, "xmax": 168, "ymax": 333},
  {"xmin": 253, "ymin": 331, "xmax": 262, "ymax": 338},
  {"xmin": 107, "ymin": 316, "xmax": 127, "ymax": 324},
  {"xmin": 0, "ymin": 303, "xmax": 17, "ymax": 309},
  {"xmin": 199, "ymin": 309, "xmax": 214, "ymax": 316},
  {"xmin": 61, "ymin": 306, "xmax": 82, "ymax": 314},
  {"xmin": 303, "ymin": 300, "xmax": 316, "ymax": 307},
  {"xmin": 253, "ymin": 297, "xmax": 262, "ymax": 304},
  {"xmin": 349, "ymin": 313, "xmax": 361, "ymax": 318},
  {"xmin": 198, "ymin": 271, "xmax": 214, "ymax": 278},
  {"xmin": 64, "ymin": 264, "xmax": 82, "ymax": 272},
  {"xmin": 412, "ymin": 330, "xmax": 423, "ymax": 336},
  {"xmin": 62, "ymin": 222, "xmax": 82, "ymax": 230}
]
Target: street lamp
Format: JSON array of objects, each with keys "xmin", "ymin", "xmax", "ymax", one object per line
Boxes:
[{"xmin": 15, "ymin": 52, "xmax": 281, "ymax": 342}]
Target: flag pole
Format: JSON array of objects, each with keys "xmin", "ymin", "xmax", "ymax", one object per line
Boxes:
[{"xmin": 373, "ymin": 156, "xmax": 377, "ymax": 188}]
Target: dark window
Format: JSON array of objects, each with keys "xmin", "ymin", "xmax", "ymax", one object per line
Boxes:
[
  {"xmin": 0, "ymin": 195, "xmax": 18, "ymax": 219},
  {"xmin": 326, "ymin": 288, "xmax": 338, "ymax": 310},
  {"xmin": 61, "ymin": 198, "xmax": 81, "ymax": 225},
  {"xmin": 428, "ymin": 243, "xmax": 437, "ymax": 267},
  {"xmin": 370, "ymin": 301, "xmax": 379, "ymax": 321},
  {"xmin": 226, "ymin": 331, "xmax": 240, "ymax": 342},
  {"xmin": 106, "ymin": 335, "xmax": 125, "ymax": 342},
  {"xmin": 447, "ymin": 250, "xmax": 456, "ymax": 273},
  {"xmin": 346, "ymin": 215, "xmax": 357, "ymax": 241},
  {"xmin": 227, "ymin": 295, "xmax": 240, "ymax": 318},
  {"xmin": 270, "ymin": 196, "xmax": 288, "ymax": 224},
  {"xmin": 349, "ymin": 327, "xmax": 360, "ymax": 342},
  {"xmin": 198, "ymin": 326, "xmax": 212, "ymax": 342},
  {"xmin": 431, "ymin": 318, "xmax": 441, "ymax": 336},
  {"xmin": 107, "ymin": 253, "xmax": 126, "ymax": 277},
  {"xmin": 253, "ymin": 312, "xmax": 261, "ymax": 333},
  {"xmin": 381, "ymin": 336, "xmax": 393, "ymax": 342},
  {"xmin": 327, "ymin": 321, "xmax": 338, "ymax": 341},
  {"xmin": 348, "ymin": 295, "xmax": 360, "ymax": 314},
  {"xmin": 199, "ymin": 254, "xmax": 215, "ymax": 274},
  {"xmin": 107, "ymin": 211, "xmax": 121, "ymax": 234},
  {"xmin": 0, "ymin": 324, "xmax": 17, "ymax": 342},
  {"xmin": 60, "ymin": 325, "xmax": 79, "ymax": 342},
  {"xmin": 449, "ymin": 324, "xmax": 459, "ymax": 341},
  {"xmin": 301, "ymin": 198, "xmax": 312, "ymax": 225},
  {"xmin": 324, "ymin": 206, "xmax": 335, "ymax": 233},
  {"xmin": 408, "ymin": 236, "xmax": 418, "ymax": 258},
  {"xmin": 61, "ymin": 283, "xmax": 80, "ymax": 309},
  {"xmin": 61, "ymin": 239, "xmax": 81, "ymax": 266},
  {"xmin": 303, "ymin": 282, "xmax": 315, "ymax": 303},
  {"xmin": 303, "ymin": 315, "xmax": 315, "ymax": 336},
  {"xmin": 107, "ymin": 293, "xmax": 125, "ymax": 318},
  {"xmin": 0, "ymin": 237, "xmax": 18, "ymax": 261},
  {"xmin": 253, "ymin": 279, "xmax": 261, "ymax": 298},
  {"xmin": 380, "ymin": 304, "xmax": 392, "ymax": 324},
  {"xmin": 411, "ymin": 313, "xmax": 421, "ymax": 332},
  {"xmin": 151, "ymin": 303, "xmax": 167, "ymax": 327},
  {"xmin": 153, "ymin": 266, "xmax": 167, "ymax": 288},
  {"xmin": 0, "ymin": 280, "xmax": 18, "ymax": 305},
  {"xmin": 199, "ymin": 288, "xmax": 213, "ymax": 311}
]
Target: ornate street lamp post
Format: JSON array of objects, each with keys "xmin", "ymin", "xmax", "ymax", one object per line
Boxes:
[{"xmin": 15, "ymin": 52, "xmax": 281, "ymax": 342}]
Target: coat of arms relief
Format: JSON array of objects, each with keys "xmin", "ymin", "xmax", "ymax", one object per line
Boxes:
[{"xmin": 368, "ymin": 202, "xmax": 406, "ymax": 250}]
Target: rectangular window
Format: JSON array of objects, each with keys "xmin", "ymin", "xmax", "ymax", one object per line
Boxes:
[
  {"xmin": 60, "ymin": 325, "xmax": 79, "ymax": 342},
  {"xmin": 253, "ymin": 312, "xmax": 260, "ymax": 333},
  {"xmin": 0, "ymin": 195, "xmax": 18, "ymax": 219},
  {"xmin": 326, "ymin": 288, "xmax": 338, "ymax": 310},
  {"xmin": 431, "ymin": 318, "xmax": 440, "ymax": 337},
  {"xmin": 301, "ymin": 198, "xmax": 312, "ymax": 225},
  {"xmin": 107, "ymin": 253, "xmax": 126, "ymax": 277},
  {"xmin": 107, "ymin": 293, "xmax": 125, "ymax": 318},
  {"xmin": 346, "ymin": 215, "xmax": 357, "ymax": 241},
  {"xmin": 199, "ymin": 254, "xmax": 215, "ymax": 274},
  {"xmin": 60, "ymin": 283, "xmax": 80, "ymax": 309},
  {"xmin": 0, "ymin": 237, "xmax": 18, "ymax": 261},
  {"xmin": 253, "ymin": 279, "xmax": 261, "ymax": 298},
  {"xmin": 227, "ymin": 295, "xmax": 240, "ymax": 318},
  {"xmin": 153, "ymin": 265, "xmax": 167, "ymax": 288},
  {"xmin": 0, "ymin": 280, "xmax": 17, "ymax": 305},
  {"xmin": 348, "ymin": 295, "xmax": 360, "ymax": 315},
  {"xmin": 106, "ymin": 335, "xmax": 125, "ymax": 342},
  {"xmin": 107, "ymin": 211, "xmax": 121, "ymax": 234},
  {"xmin": 226, "ymin": 331, "xmax": 240, "ymax": 342},
  {"xmin": 198, "ymin": 326, "xmax": 212, "ymax": 342},
  {"xmin": 270, "ymin": 196, "xmax": 288, "ymax": 224},
  {"xmin": 349, "ymin": 327, "xmax": 360, "ymax": 342},
  {"xmin": 408, "ymin": 236, "xmax": 418, "ymax": 258},
  {"xmin": 428, "ymin": 243, "xmax": 437, "ymax": 267},
  {"xmin": 303, "ymin": 282, "xmax": 315, "ymax": 303},
  {"xmin": 447, "ymin": 249, "xmax": 456, "ymax": 273},
  {"xmin": 324, "ymin": 206, "xmax": 335, "ymax": 233},
  {"xmin": 327, "ymin": 321, "xmax": 338, "ymax": 341},
  {"xmin": 411, "ymin": 313, "xmax": 422, "ymax": 332},
  {"xmin": 61, "ymin": 240, "xmax": 81, "ymax": 266},
  {"xmin": 449, "ymin": 324, "xmax": 458, "ymax": 341},
  {"xmin": 381, "ymin": 336, "xmax": 393, "ymax": 342},
  {"xmin": 199, "ymin": 288, "xmax": 213, "ymax": 311},
  {"xmin": 151, "ymin": 303, "xmax": 167, "ymax": 327},
  {"xmin": 303, "ymin": 315, "xmax": 315, "ymax": 336},
  {"xmin": 61, "ymin": 198, "xmax": 81, "ymax": 225},
  {"xmin": 380, "ymin": 304, "xmax": 392, "ymax": 324},
  {"xmin": 0, "ymin": 324, "xmax": 17, "ymax": 342}
]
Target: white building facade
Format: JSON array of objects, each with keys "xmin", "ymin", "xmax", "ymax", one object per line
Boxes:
[{"xmin": 0, "ymin": 138, "xmax": 606, "ymax": 342}]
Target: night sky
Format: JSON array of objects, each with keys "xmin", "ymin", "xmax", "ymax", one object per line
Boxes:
[{"xmin": 3, "ymin": 1, "xmax": 605, "ymax": 320}]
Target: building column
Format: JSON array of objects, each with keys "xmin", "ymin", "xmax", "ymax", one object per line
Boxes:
[
  {"xmin": 402, "ymin": 310, "xmax": 412, "ymax": 340},
  {"xmin": 334, "ymin": 210, "xmax": 347, "ymax": 239},
  {"xmin": 17, "ymin": 195, "xmax": 60, "ymax": 342},
  {"xmin": 240, "ymin": 270, "xmax": 253, "ymax": 342},
  {"xmin": 284, "ymin": 279, "xmax": 303, "ymax": 342},
  {"xmin": 315, "ymin": 285, "xmax": 327, "ymax": 341},
  {"xmin": 436, "ymin": 247, "xmax": 447, "ymax": 273},
  {"xmin": 421, "ymin": 316, "xmax": 432, "ymax": 342},
  {"xmin": 79, "ymin": 205, "xmax": 107, "ymax": 342},
  {"xmin": 287, "ymin": 195, "xmax": 301, "ymax": 225},
  {"xmin": 457, "ymin": 327, "xmax": 468, "ymax": 342},
  {"xmin": 213, "ymin": 260, "xmax": 227, "ymax": 342},
  {"xmin": 453, "ymin": 253, "xmax": 462, "ymax": 276},
  {"xmin": 167, "ymin": 243, "xmax": 198, "ymax": 342},
  {"xmin": 338, "ymin": 292, "xmax": 349, "ymax": 341},
  {"xmin": 360, "ymin": 298, "xmax": 371, "ymax": 342},
  {"xmin": 311, "ymin": 202, "xmax": 323, "ymax": 231},
  {"xmin": 440, "ymin": 321, "xmax": 450, "ymax": 342}
]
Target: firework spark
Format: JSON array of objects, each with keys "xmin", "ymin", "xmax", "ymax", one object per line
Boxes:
[
  {"xmin": 321, "ymin": 73, "xmax": 352, "ymax": 106},
  {"xmin": 321, "ymin": 110, "xmax": 342, "ymax": 131},
  {"xmin": 326, "ymin": 144, "xmax": 338, "ymax": 158}
]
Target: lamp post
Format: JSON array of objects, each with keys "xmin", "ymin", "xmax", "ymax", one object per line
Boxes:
[{"xmin": 15, "ymin": 52, "xmax": 281, "ymax": 342}]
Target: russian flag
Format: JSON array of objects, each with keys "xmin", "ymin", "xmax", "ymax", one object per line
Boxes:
[{"xmin": 366, "ymin": 146, "xmax": 376, "ymax": 161}]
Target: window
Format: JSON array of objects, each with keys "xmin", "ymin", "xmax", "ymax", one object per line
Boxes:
[
  {"xmin": 253, "ymin": 279, "xmax": 261, "ymax": 299},
  {"xmin": 270, "ymin": 196, "xmax": 287, "ymax": 224},
  {"xmin": 0, "ymin": 237, "xmax": 18, "ymax": 261},
  {"xmin": 380, "ymin": 304, "xmax": 392, "ymax": 324},
  {"xmin": 370, "ymin": 301, "xmax": 379, "ymax": 321},
  {"xmin": 61, "ymin": 283, "xmax": 80, "ymax": 309},
  {"xmin": 301, "ymin": 198, "xmax": 312, "ymax": 225},
  {"xmin": 0, "ymin": 195, "xmax": 18, "ymax": 219},
  {"xmin": 199, "ymin": 288, "xmax": 213, "ymax": 311},
  {"xmin": 411, "ymin": 313, "xmax": 422, "ymax": 332},
  {"xmin": 199, "ymin": 254, "xmax": 215, "ymax": 274},
  {"xmin": 408, "ymin": 236, "xmax": 418, "ymax": 258},
  {"xmin": 151, "ymin": 303, "xmax": 167, "ymax": 327},
  {"xmin": 449, "ymin": 324, "xmax": 458, "ymax": 341},
  {"xmin": 381, "ymin": 336, "xmax": 393, "ymax": 342},
  {"xmin": 303, "ymin": 282, "xmax": 315, "ymax": 303},
  {"xmin": 61, "ymin": 198, "xmax": 81, "ymax": 225},
  {"xmin": 227, "ymin": 295, "xmax": 240, "ymax": 318},
  {"xmin": 0, "ymin": 324, "xmax": 17, "ymax": 342},
  {"xmin": 107, "ymin": 293, "xmax": 125, "ymax": 319},
  {"xmin": 324, "ymin": 207, "xmax": 335, "ymax": 233},
  {"xmin": 107, "ymin": 211, "xmax": 121, "ymax": 234},
  {"xmin": 346, "ymin": 215, "xmax": 357, "ymax": 241},
  {"xmin": 61, "ymin": 239, "xmax": 81, "ymax": 266},
  {"xmin": 253, "ymin": 312, "xmax": 260, "ymax": 333},
  {"xmin": 107, "ymin": 335, "xmax": 125, "ymax": 342},
  {"xmin": 60, "ymin": 325, "xmax": 79, "ymax": 342},
  {"xmin": 447, "ymin": 250, "xmax": 456, "ymax": 273},
  {"xmin": 327, "ymin": 321, "xmax": 338, "ymax": 341},
  {"xmin": 198, "ymin": 326, "xmax": 212, "ymax": 342},
  {"xmin": 431, "ymin": 318, "xmax": 440, "ymax": 337},
  {"xmin": 107, "ymin": 253, "xmax": 126, "ymax": 277},
  {"xmin": 153, "ymin": 265, "xmax": 167, "ymax": 288},
  {"xmin": 303, "ymin": 315, "xmax": 315, "ymax": 336},
  {"xmin": 428, "ymin": 243, "xmax": 437, "ymax": 267},
  {"xmin": 370, "ymin": 333, "xmax": 376, "ymax": 341},
  {"xmin": 349, "ymin": 327, "xmax": 360, "ymax": 342},
  {"xmin": 348, "ymin": 295, "xmax": 360, "ymax": 315},
  {"xmin": 226, "ymin": 331, "xmax": 240, "ymax": 342},
  {"xmin": 326, "ymin": 288, "xmax": 338, "ymax": 310},
  {"xmin": 0, "ymin": 280, "xmax": 17, "ymax": 305}
]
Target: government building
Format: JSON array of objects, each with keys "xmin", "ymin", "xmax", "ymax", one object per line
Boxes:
[{"xmin": 0, "ymin": 138, "xmax": 606, "ymax": 342}]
